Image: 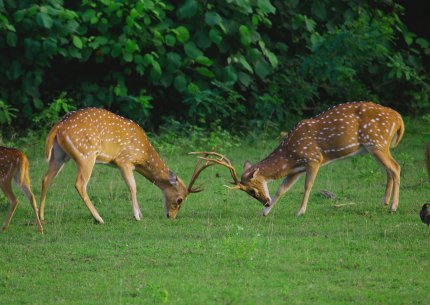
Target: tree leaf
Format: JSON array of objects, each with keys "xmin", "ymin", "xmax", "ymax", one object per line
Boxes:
[
  {"xmin": 205, "ymin": 11, "xmax": 222, "ymax": 26},
  {"xmin": 165, "ymin": 34, "xmax": 176, "ymax": 47},
  {"xmin": 150, "ymin": 61, "xmax": 162, "ymax": 80},
  {"xmin": 174, "ymin": 74, "xmax": 187, "ymax": 92},
  {"xmin": 209, "ymin": 28, "xmax": 222, "ymax": 45},
  {"xmin": 173, "ymin": 26, "xmax": 190, "ymax": 43},
  {"xmin": 257, "ymin": 0, "xmax": 276, "ymax": 14},
  {"xmin": 36, "ymin": 12, "xmax": 53, "ymax": 29},
  {"xmin": 6, "ymin": 32, "xmax": 17, "ymax": 47},
  {"xmin": 166, "ymin": 52, "xmax": 182, "ymax": 70},
  {"xmin": 238, "ymin": 72, "xmax": 252, "ymax": 87},
  {"xmin": 184, "ymin": 41, "xmax": 203, "ymax": 59},
  {"xmin": 265, "ymin": 50, "xmax": 278, "ymax": 68},
  {"xmin": 195, "ymin": 56, "xmax": 213, "ymax": 66},
  {"xmin": 195, "ymin": 67, "xmax": 215, "ymax": 78},
  {"xmin": 304, "ymin": 16, "xmax": 316, "ymax": 32},
  {"xmin": 239, "ymin": 25, "xmax": 251, "ymax": 46},
  {"xmin": 223, "ymin": 66, "xmax": 238, "ymax": 84},
  {"xmin": 125, "ymin": 39, "xmax": 139, "ymax": 53},
  {"xmin": 187, "ymin": 82, "xmax": 200, "ymax": 95},
  {"xmin": 123, "ymin": 52, "xmax": 133, "ymax": 62},
  {"xmin": 254, "ymin": 58, "xmax": 271, "ymax": 79},
  {"xmin": 177, "ymin": 0, "xmax": 199, "ymax": 19},
  {"xmin": 195, "ymin": 30, "xmax": 211, "ymax": 49},
  {"xmin": 237, "ymin": 55, "xmax": 253, "ymax": 73},
  {"xmin": 72, "ymin": 35, "xmax": 83, "ymax": 49}
]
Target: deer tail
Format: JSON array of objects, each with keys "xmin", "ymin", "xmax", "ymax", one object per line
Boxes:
[
  {"xmin": 391, "ymin": 116, "xmax": 404, "ymax": 148},
  {"xmin": 45, "ymin": 124, "xmax": 59, "ymax": 162}
]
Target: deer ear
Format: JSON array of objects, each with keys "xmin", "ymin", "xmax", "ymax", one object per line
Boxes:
[
  {"xmin": 252, "ymin": 168, "xmax": 260, "ymax": 179},
  {"xmin": 168, "ymin": 170, "xmax": 177, "ymax": 186},
  {"xmin": 243, "ymin": 161, "xmax": 253, "ymax": 171}
]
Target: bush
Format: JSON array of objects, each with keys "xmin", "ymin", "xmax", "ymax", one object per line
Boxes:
[{"xmin": 0, "ymin": 0, "xmax": 428, "ymax": 131}]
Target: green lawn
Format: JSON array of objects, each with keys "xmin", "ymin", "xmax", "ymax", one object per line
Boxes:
[{"xmin": 1, "ymin": 120, "xmax": 430, "ymax": 305}]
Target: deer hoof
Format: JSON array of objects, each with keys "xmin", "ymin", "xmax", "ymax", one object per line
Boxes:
[
  {"xmin": 133, "ymin": 209, "xmax": 142, "ymax": 220},
  {"xmin": 296, "ymin": 211, "xmax": 305, "ymax": 217},
  {"xmin": 262, "ymin": 207, "xmax": 272, "ymax": 217},
  {"xmin": 95, "ymin": 217, "xmax": 105, "ymax": 224}
]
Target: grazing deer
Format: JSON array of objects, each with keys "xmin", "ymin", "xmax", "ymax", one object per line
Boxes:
[
  {"xmin": 0, "ymin": 147, "xmax": 43, "ymax": 233},
  {"xmin": 193, "ymin": 102, "xmax": 404, "ymax": 217},
  {"xmin": 39, "ymin": 108, "xmax": 212, "ymax": 223}
]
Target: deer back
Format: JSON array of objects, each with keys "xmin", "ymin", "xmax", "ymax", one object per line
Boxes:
[
  {"xmin": 50, "ymin": 108, "xmax": 160, "ymax": 166},
  {"xmin": 279, "ymin": 102, "xmax": 403, "ymax": 166}
]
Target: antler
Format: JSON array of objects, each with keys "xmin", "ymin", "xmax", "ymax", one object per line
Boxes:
[
  {"xmin": 187, "ymin": 153, "xmax": 216, "ymax": 193},
  {"xmin": 189, "ymin": 151, "xmax": 240, "ymax": 187}
]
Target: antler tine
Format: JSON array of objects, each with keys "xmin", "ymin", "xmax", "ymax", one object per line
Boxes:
[
  {"xmin": 187, "ymin": 155, "xmax": 216, "ymax": 193},
  {"xmin": 189, "ymin": 151, "xmax": 234, "ymax": 166},
  {"xmin": 190, "ymin": 151, "xmax": 240, "ymax": 185},
  {"xmin": 198, "ymin": 157, "xmax": 239, "ymax": 185}
]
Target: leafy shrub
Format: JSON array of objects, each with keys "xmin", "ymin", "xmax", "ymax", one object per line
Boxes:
[
  {"xmin": 0, "ymin": 0, "xmax": 428, "ymax": 131},
  {"xmin": 0, "ymin": 99, "xmax": 17, "ymax": 125},
  {"xmin": 32, "ymin": 92, "xmax": 76, "ymax": 129}
]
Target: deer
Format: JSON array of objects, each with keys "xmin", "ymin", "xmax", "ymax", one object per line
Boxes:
[
  {"xmin": 192, "ymin": 102, "xmax": 404, "ymax": 217},
  {"xmin": 39, "ymin": 108, "xmax": 214, "ymax": 223},
  {"xmin": 0, "ymin": 146, "xmax": 43, "ymax": 233}
]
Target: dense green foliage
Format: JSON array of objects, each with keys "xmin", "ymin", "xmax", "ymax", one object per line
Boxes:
[
  {"xmin": 0, "ymin": 0, "xmax": 429, "ymax": 130},
  {"xmin": 1, "ymin": 120, "xmax": 429, "ymax": 304}
]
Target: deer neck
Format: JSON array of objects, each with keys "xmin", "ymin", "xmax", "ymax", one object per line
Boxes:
[
  {"xmin": 253, "ymin": 149, "xmax": 291, "ymax": 181},
  {"xmin": 136, "ymin": 146, "xmax": 171, "ymax": 190}
]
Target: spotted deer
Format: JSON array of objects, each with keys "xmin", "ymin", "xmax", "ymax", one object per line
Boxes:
[
  {"xmin": 39, "ymin": 108, "xmax": 212, "ymax": 223},
  {"xmin": 193, "ymin": 102, "xmax": 404, "ymax": 217},
  {"xmin": 0, "ymin": 147, "xmax": 43, "ymax": 233}
]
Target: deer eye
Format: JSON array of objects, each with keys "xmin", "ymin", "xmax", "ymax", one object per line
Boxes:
[
  {"xmin": 248, "ymin": 189, "xmax": 256, "ymax": 197},
  {"xmin": 176, "ymin": 198, "xmax": 183, "ymax": 205}
]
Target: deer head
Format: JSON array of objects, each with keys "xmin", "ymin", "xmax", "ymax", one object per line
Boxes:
[
  {"xmin": 164, "ymin": 155, "xmax": 216, "ymax": 219},
  {"xmin": 189, "ymin": 152, "xmax": 271, "ymax": 207},
  {"xmin": 163, "ymin": 171, "xmax": 188, "ymax": 219},
  {"xmin": 239, "ymin": 161, "xmax": 271, "ymax": 206}
]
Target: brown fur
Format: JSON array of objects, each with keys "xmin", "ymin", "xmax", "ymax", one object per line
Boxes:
[{"xmin": 0, "ymin": 147, "xmax": 43, "ymax": 233}]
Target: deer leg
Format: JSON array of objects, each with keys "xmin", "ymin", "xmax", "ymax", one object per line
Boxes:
[
  {"xmin": 381, "ymin": 170, "xmax": 394, "ymax": 206},
  {"xmin": 117, "ymin": 164, "xmax": 142, "ymax": 220},
  {"xmin": 75, "ymin": 157, "xmax": 104, "ymax": 224},
  {"xmin": 369, "ymin": 148, "xmax": 400, "ymax": 212},
  {"xmin": 297, "ymin": 163, "xmax": 320, "ymax": 217},
  {"xmin": 262, "ymin": 173, "xmax": 302, "ymax": 216},
  {"xmin": 1, "ymin": 182, "xmax": 19, "ymax": 232},
  {"xmin": 40, "ymin": 142, "xmax": 69, "ymax": 221},
  {"xmin": 17, "ymin": 175, "xmax": 43, "ymax": 233}
]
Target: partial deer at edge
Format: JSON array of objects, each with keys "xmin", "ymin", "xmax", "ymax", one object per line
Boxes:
[
  {"xmin": 0, "ymin": 147, "xmax": 43, "ymax": 233},
  {"xmin": 193, "ymin": 102, "xmax": 404, "ymax": 217},
  {"xmin": 39, "ymin": 108, "xmax": 212, "ymax": 223}
]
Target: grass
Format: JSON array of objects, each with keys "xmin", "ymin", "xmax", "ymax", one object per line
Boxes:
[{"xmin": 1, "ymin": 119, "xmax": 430, "ymax": 305}]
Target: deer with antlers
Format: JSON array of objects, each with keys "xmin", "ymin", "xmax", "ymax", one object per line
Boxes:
[
  {"xmin": 0, "ymin": 147, "xmax": 43, "ymax": 233},
  {"xmin": 193, "ymin": 102, "xmax": 404, "ymax": 217},
  {"xmin": 39, "ymin": 108, "xmax": 212, "ymax": 223}
]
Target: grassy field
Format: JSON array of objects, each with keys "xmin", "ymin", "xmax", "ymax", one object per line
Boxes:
[{"xmin": 1, "ymin": 119, "xmax": 430, "ymax": 305}]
